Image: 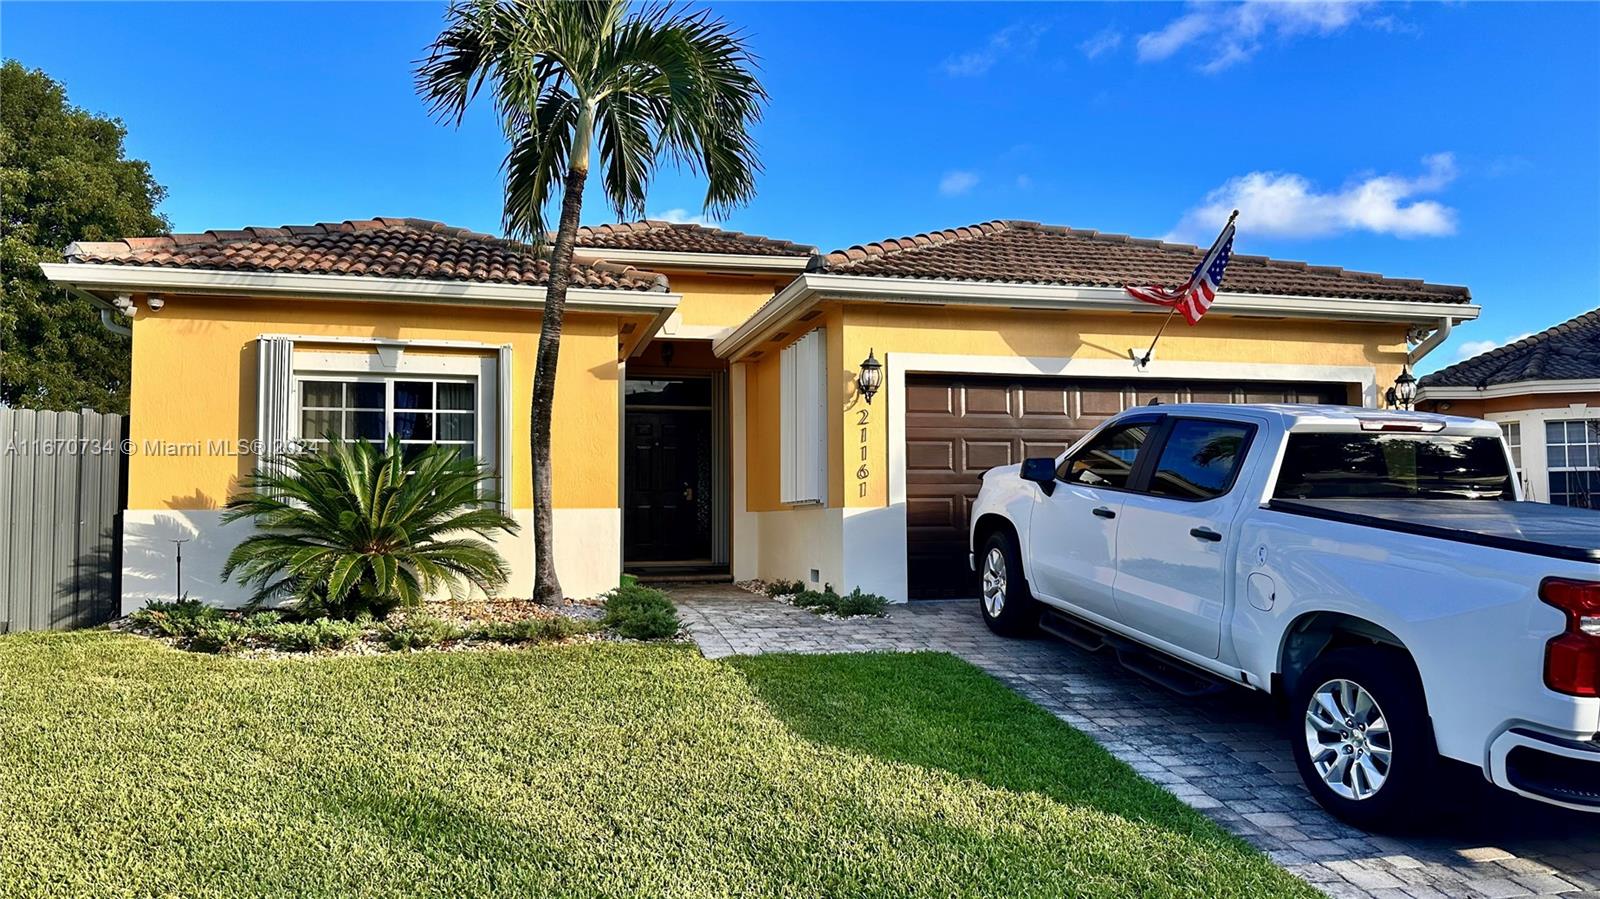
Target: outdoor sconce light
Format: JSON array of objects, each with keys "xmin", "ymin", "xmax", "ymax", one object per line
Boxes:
[
  {"xmin": 1385, "ymin": 366, "xmax": 1417, "ymax": 411},
  {"xmin": 858, "ymin": 348, "xmax": 883, "ymax": 405}
]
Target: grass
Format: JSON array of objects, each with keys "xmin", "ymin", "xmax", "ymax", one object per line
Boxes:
[{"xmin": 0, "ymin": 633, "xmax": 1311, "ymax": 898}]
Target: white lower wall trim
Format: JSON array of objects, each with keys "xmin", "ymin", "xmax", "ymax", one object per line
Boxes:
[
  {"xmin": 842, "ymin": 505, "xmax": 909, "ymax": 604},
  {"xmin": 754, "ymin": 506, "xmax": 842, "ymax": 591},
  {"xmin": 121, "ymin": 506, "xmax": 621, "ymax": 614}
]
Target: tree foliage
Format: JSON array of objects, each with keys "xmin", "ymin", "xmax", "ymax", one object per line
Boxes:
[{"xmin": 1, "ymin": 59, "xmax": 169, "ymax": 413}]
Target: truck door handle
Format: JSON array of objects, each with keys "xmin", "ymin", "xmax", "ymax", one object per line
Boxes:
[
  {"xmin": 1092, "ymin": 507, "xmax": 1116, "ymax": 519},
  {"xmin": 1190, "ymin": 527, "xmax": 1223, "ymax": 542}
]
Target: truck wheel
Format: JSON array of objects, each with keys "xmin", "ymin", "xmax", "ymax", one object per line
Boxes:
[
  {"xmin": 1290, "ymin": 646, "xmax": 1437, "ymax": 830},
  {"xmin": 978, "ymin": 531, "xmax": 1036, "ymax": 637}
]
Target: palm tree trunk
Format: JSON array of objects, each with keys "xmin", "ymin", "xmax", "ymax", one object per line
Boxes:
[{"xmin": 530, "ymin": 164, "xmax": 588, "ymax": 604}]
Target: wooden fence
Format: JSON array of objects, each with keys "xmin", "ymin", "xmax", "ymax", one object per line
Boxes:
[{"xmin": 0, "ymin": 408, "xmax": 126, "ymax": 634}]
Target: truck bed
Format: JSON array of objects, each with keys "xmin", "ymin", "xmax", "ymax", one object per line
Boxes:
[{"xmin": 1267, "ymin": 499, "xmax": 1600, "ymax": 563}]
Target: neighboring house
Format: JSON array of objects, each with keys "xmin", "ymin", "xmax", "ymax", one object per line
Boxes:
[
  {"xmin": 42, "ymin": 217, "xmax": 1478, "ymax": 608},
  {"xmin": 1417, "ymin": 307, "xmax": 1600, "ymax": 506}
]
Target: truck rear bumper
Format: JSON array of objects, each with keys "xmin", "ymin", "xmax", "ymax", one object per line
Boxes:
[{"xmin": 1488, "ymin": 727, "xmax": 1600, "ymax": 812}]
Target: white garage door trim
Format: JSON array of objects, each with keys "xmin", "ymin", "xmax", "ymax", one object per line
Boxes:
[{"xmin": 842, "ymin": 353, "xmax": 1377, "ymax": 604}]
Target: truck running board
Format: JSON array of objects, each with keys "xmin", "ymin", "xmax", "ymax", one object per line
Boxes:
[{"xmin": 1037, "ymin": 610, "xmax": 1232, "ymax": 698}]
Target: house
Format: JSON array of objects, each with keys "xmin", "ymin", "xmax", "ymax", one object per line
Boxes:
[
  {"xmin": 1417, "ymin": 307, "xmax": 1600, "ymax": 506},
  {"xmin": 41, "ymin": 217, "xmax": 1479, "ymax": 608}
]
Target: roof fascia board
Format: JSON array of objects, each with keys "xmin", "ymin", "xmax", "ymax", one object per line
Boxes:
[
  {"xmin": 714, "ymin": 272, "xmax": 1481, "ymax": 360},
  {"xmin": 571, "ymin": 248, "xmax": 811, "ymax": 274},
  {"xmin": 40, "ymin": 262, "xmax": 679, "ymax": 315},
  {"xmin": 1418, "ymin": 380, "xmax": 1600, "ymax": 401}
]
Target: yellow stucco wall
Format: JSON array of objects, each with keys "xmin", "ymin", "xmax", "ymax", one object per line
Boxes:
[
  {"xmin": 662, "ymin": 272, "xmax": 792, "ymax": 331},
  {"xmin": 127, "ymin": 295, "xmax": 635, "ymax": 511},
  {"xmin": 741, "ymin": 304, "xmax": 1410, "ymax": 512}
]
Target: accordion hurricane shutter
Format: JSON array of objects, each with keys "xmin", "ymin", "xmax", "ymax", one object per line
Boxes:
[{"xmin": 780, "ymin": 329, "xmax": 827, "ymax": 505}]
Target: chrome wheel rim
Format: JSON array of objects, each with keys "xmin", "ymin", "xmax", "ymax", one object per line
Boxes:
[
  {"xmin": 981, "ymin": 548, "xmax": 1007, "ymax": 617},
  {"xmin": 1305, "ymin": 678, "xmax": 1393, "ymax": 801}
]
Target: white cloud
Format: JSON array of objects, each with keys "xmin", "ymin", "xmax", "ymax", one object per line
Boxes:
[
  {"xmin": 651, "ymin": 208, "xmax": 714, "ymax": 226},
  {"xmin": 1138, "ymin": 1, "xmax": 1373, "ymax": 72},
  {"xmin": 1167, "ymin": 153, "xmax": 1460, "ymax": 242},
  {"xmin": 939, "ymin": 171, "xmax": 980, "ymax": 196},
  {"xmin": 941, "ymin": 22, "xmax": 1047, "ymax": 77},
  {"xmin": 1455, "ymin": 333, "xmax": 1534, "ymax": 361},
  {"xmin": 1079, "ymin": 27, "xmax": 1124, "ymax": 60}
]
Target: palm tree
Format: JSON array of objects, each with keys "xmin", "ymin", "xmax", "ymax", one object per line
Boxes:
[
  {"xmin": 221, "ymin": 438, "xmax": 519, "ymax": 619},
  {"xmin": 417, "ymin": 0, "xmax": 765, "ymax": 603}
]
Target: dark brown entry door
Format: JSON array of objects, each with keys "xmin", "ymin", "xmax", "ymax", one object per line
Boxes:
[
  {"xmin": 625, "ymin": 408, "xmax": 713, "ymax": 563},
  {"xmin": 905, "ymin": 376, "xmax": 1347, "ymax": 599}
]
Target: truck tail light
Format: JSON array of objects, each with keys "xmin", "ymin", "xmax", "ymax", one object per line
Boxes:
[{"xmin": 1541, "ymin": 578, "xmax": 1600, "ymax": 697}]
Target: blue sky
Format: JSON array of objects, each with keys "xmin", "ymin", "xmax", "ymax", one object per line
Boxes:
[{"xmin": 6, "ymin": 1, "xmax": 1598, "ymax": 372}]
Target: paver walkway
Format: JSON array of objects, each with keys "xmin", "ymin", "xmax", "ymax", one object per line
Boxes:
[{"xmin": 675, "ymin": 586, "xmax": 1600, "ymax": 899}]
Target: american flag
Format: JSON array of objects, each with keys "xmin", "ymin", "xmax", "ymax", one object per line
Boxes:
[{"xmin": 1126, "ymin": 212, "xmax": 1236, "ymax": 325}]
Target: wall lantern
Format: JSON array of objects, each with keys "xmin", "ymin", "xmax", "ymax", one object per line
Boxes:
[
  {"xmin": 1385, "ymin": 366, "xmax": 1417, "ymax": 411},
  {"xmin": 858, "ymin": 348, "xmax": 883, "ymax": 405}
]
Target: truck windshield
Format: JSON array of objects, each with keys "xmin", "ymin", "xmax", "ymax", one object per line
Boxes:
[{"xmin": 1274, "ymin": 433, "xmax": 1515, "ymax": 500}]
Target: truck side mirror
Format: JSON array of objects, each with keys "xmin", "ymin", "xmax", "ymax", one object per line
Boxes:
[{"xmin": 1020, "ymin": 457, "xmax": 1057, "ymax": 496}]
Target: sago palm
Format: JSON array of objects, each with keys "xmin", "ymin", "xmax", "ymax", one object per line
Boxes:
[
  {"xmin": 221, "ymin": 438, "xmax": 519, "ymax": 619},
  {"xmin": 417, "ymin": 0, "xmax": 765, "ymax": 602}
]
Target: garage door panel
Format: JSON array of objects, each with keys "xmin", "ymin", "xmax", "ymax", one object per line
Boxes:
[
  {"xmin": 906, "ymin": 374, "xmax": 1346, "ymax": 599},
  {"xmin": 906, "ymin": 439, "xmax": 955, "ymax": 472},
  {"xmin": 906, "ymin": 383, "xmax": 954, "ymax": 414},
  {"xmin": 963, "ymin": 440, "xmax": 1014, "ymax": 472}
]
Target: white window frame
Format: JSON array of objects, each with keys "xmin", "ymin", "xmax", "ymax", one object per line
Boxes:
[
  {"xmin": 289, "ymin": 346, "xmax": 503, "ymax": 504},
  {"xmin": 1545, "ymin": 417, "xmax": 1600, "ymax": 508},
  {"xmin": 780, "ymin": 327, "xmax": 827, "ymax": 505}
]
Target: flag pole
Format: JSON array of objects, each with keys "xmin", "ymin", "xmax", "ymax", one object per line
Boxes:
[{"xmin": 1134, "ymin": 208, "xmax": 1238, "ymax": 370}]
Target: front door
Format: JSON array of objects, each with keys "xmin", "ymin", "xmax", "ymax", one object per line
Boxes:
[{"xmin": 624, "ymin": 378, "xmax": 714, "ymax": 565}]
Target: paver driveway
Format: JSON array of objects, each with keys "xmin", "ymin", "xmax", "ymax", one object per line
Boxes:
[{"xmin": 676, "ymin": 587, "xmax": 1600, "ymax": 899}]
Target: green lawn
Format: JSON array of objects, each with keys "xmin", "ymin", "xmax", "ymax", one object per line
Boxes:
[{"xmin": 0, "ymin": 633, "xmax": 1311, "ymax": 898}]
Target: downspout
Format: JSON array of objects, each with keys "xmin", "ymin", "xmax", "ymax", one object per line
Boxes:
[
  {"xmin": 1407, "ymin": 316, "xmax": 1453, "ymax": 367},
  {"xmin": 99, "ymin": 308, "xmax": 132, "ymax": 337}
]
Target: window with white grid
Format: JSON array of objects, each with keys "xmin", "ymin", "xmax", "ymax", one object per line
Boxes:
[
  {"xmin": 1499, "ymin": 420, "xmax": 1521, "ymax": 471},
  {"xmin": 297, "ymin": 377, "xmax": 478, "ymax": 463},
  {"xmin": 1546, "ymin": 418, "xmax": 1600, "ymax": 508}
]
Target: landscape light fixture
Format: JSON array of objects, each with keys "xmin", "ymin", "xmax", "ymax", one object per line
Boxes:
[{"xmin": 858, "ymin": 348, "xmax": 883, "ymax": 405}]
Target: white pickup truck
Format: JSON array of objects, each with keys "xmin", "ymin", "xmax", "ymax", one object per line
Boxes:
[{"xmin": 969, "ymin": 403, "xmax": 1600, "ymax": 827}]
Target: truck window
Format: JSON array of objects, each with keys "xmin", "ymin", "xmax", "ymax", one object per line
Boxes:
[
  {"xmin": 1148, "ymin": 420, "xmax": 1253, "ymax": 500},
  {"xmin": 1274, "ymin": 433, "xmax": 1515, "ymax": 500},
  {"xmin": 1058, "ymin": 422, "xmax": 1151, "ymax": 489}
]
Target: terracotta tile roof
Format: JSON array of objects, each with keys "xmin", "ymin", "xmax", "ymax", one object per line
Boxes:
[
  {"xmin": 573, "ymin": 220, "xmax": 815, "ymax": 257},
  {"xmin": 818, "ymin": 220, "xmax": 1471, "ymax": 305},
  {"xmin": 1420, "ymin": 307, "xmax": 1600, "ymax": 388},
  {"xmin": 63, "ymin": 218, "xmax": 669, "ymax": 292}
]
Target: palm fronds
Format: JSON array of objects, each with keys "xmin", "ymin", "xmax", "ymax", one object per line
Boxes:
[{"xmin": 221, "ymin": 438, "xmax": 519, "ymax": 619}]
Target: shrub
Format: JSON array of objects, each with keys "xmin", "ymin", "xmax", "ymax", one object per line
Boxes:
[
  {"xmin": 188, "ymin": 618, "xmax": 250, "ymax": 654},
  {"xmin": 130, "ymin": 599, "xmax": 221, "ymax": 637},
  {"xmin": 262, "ymin": 618, "xmax": 365, "ymax": 653},
  {"xmin": 835, "ymin": 588, "xmax": 889, "ymax": 618},
  {"xmin": 601, "ymin": 583, "xmax": 680, "ymax": 640},
  {"xmin": 763, "ymin": 579, "xmax": 805, "ymax": 598},
  {"xmin": 466, "ymin": 616, "xmax": 594, "ymax": 644},
  {"xmin": 380, "ymin": 613, "xmax": 466, "ymax": 651},
  {"xmin": 790, "ymin": 586, "xmax": 888, "ymax": 619},
  {"xmin": 220, "ymin": 437, "xmax": 518, "ymax": 620},
  {"xmin": 242, "ymin": 610, "xmax": 284, "ymax": 629}
]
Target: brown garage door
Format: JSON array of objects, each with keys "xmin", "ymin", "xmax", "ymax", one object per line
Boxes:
[{"xmin": 905, "ymin": 376, "xmax": 1348, "ymax": 599}]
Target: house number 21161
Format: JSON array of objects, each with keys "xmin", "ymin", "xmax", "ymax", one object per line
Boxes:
[{"xmin": 856, "ymin": 408, "xmax": 871, "ymax": 498}]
